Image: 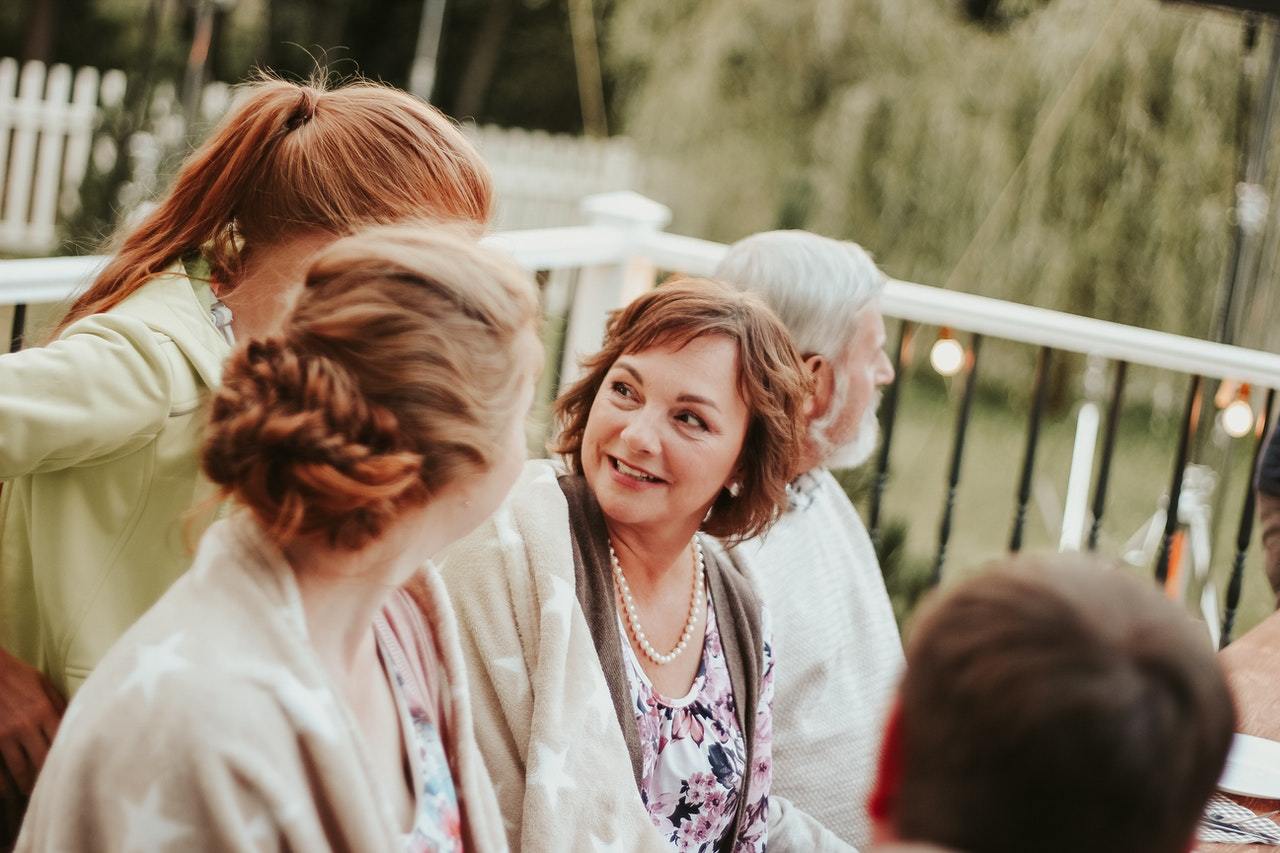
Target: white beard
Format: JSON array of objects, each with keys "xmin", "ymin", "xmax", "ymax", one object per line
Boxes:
[
  {"xmin": 810, "ymin": 379, "xmax": 882, "ymax": 471},
  {"xmin": 823, "ymin": 404, "xmax": 880, "ymax": 470}
]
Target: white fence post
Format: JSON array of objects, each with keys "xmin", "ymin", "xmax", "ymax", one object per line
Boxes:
[
  {"xmin": 1058, "ymin": 402, "xmax": 1100, "ymax": 552},
  {"xmin": 60, "ymin": 66, "xmax": 105, "ymax": 218},
  {"xmin": 559, "ymin": 191, "xmax": 672, "ymax": 389},
  {"xmin": 1, "ymin": 60, "xmax": 45, "ymax": 250},
  {"xmin": 0, "ymin": 60, "xmax": 14, "ymax": 206},
  {"xmin": 30, "ymin": 63, "xmax": 72, "ymax": 249}
]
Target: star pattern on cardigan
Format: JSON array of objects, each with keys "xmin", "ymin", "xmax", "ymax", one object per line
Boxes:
[
  {"xmin": 121, "ymin": 783, "xmax": 191, "ymax": 852},
  {"xmin": 528, "ymin": 741, "xmax": 575, "ymax": 809},
  {"xmin": 591, "ymin": 831, "xmax": 630, "ymax": 852},
  {"xmin": 542, "ymin": 573, "xmax": 575, "ymax": 623},
  {"xmin": 118, "ymin": 632, "xmax": 189, "ymax": 705},
  {"xmin": 584, "ymin": 673, "xmax": 616, "ymax": 731},
  {"xmin": 272, "ymin": 671, "xmax": 341, "ymax": 743},
  {"xmin": 234, "ymin": 662, "xmax": 341, "ymax": 744}
]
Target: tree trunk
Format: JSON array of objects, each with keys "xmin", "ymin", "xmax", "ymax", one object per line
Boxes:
[
  {"xmin": 21, "ymin": 0, "xmax": 57, "ymax": 63},
  {"xmin": 409, "ymin": 0, "xmax": 448, "ymax": 100},
  {"xmin": 568, "ymin": 0, "xmax": 608, "ymax": 137},
  {"xmin": 454, "ymin": 0, "xmax": 515, "ymax": 120}
]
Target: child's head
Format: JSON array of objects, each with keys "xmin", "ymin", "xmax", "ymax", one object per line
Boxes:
[
  {"xmin": 201, "ymin": 224, "xmax": 541, "ymax": 552},
  {"xmin": 870, "ymin": 555, "xmax": 1235, "ymax": 853},
  {"xmin": 63, "ymin": 78, "xmax": 492, "ymax": 331}
]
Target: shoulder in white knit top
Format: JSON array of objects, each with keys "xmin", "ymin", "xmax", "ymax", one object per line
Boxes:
[{"xmin": 727, "ymin": 467, "xmax": 904, "ymax": 849}]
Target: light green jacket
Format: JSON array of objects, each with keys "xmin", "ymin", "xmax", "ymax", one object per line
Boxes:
[{"xmin": 0, "ymin": 271, "xmax": 231, "ymax": 697}]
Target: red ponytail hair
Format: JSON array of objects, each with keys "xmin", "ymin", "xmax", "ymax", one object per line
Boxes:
[{"xmin": 58, "ymin": 78, "xmax": 492, "ymax": 333}]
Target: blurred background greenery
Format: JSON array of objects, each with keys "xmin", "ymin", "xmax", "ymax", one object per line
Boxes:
[{"xmin": 5, "ymin": 0, "xmax": 1272, "ymax": 345}]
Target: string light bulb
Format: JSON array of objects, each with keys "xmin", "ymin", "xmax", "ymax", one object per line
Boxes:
[
  {"xmin": 930, "ymin": 328, "xmax": 965, "ymax": 377},
  {"xmin": 1221, "ymin": 383, "xmax": 1254, "ymax": 438}
]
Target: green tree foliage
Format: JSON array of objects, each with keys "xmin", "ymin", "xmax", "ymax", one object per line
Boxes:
[
  {"xmin": 1, "ymin": 0, "xmax": 179, "ymax": 71},
  {"xmin": 4, "ymin": 0, "xmax": 595, "ymax": 131},
  {"xmin": 611, "ymin": 0, "xmax": 1258, "ymax": 338},
  {"xmin": 435, "ymin": 0, "xmax": 600, "ymax": 132}
]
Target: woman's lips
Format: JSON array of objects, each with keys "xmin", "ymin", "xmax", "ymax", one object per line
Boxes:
[{"xmin": 608, "ymin": 455, "xmax": 666, "ymax": 487}]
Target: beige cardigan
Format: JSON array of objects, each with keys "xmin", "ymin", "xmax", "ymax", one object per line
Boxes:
[
  {"xmin": 18, "ymin": 513, "xmax": 507, "ymax": 852},
  {"xmin": 439, "ymin": 460, "xmax": 669, "ymax": 851}
]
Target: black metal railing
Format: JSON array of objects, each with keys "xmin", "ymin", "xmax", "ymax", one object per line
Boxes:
[
  {"xmin": 867, "ymin": 322, "xmax": 1275, "ymax": 644},
  {"xmin": 930, "ymin": 333, "xmax": 982, "ymax": 586},
  {"xmin": 1009, "ymin": 347, "xmax": 1052, "ymax": 553},
  {"xmin": 9, "ymin": 303, "xmax": 26, "ymax": 352},
  {"xmin": 1222, "ymin": 387, "xmax": 1277, "ymax": 647},
  {"xmin": 1087, "ymin": 360, "xmax": 1128, "ymax": 552},
  {"xmin": 868, "ymin": 320, "xmax": 912, "ymax": 548},
  {"xmin": 1154, "ymin": 376, "xmax": 1204, "ymax": 586}
]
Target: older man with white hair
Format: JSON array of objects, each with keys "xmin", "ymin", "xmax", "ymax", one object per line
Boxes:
[{"xmin": 715, "ymin": 231, "xmax": 902, "ymax": 849}]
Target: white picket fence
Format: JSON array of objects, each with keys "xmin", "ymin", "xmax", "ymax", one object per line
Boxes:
[
  {"xmin": 465, "ymin": 124, "xmax": 639, "ymax": 230},
  {"xmin": 0, "ymin": 58, "xmax": 126, "ymax": 254},
  {"xmin": 0, "ymin": 57, "xmax": 640, "ymax": 256}
]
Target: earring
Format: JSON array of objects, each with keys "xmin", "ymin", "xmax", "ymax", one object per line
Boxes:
[{"xmin": 727, "ymin": 481, "xmax": 741, "ymax": 498}]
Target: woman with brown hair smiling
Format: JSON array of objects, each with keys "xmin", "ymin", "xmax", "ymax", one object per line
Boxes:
[{"xmin": 440, "ymin": 278, "xmax": 816, "ymax": 851}]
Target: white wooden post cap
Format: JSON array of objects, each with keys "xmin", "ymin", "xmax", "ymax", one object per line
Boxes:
[{"xmin": 580, "ymin": 191, "xmax": 671, "ymax": 232}]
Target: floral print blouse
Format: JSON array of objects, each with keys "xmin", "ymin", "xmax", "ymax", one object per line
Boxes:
[
  {"xmin": 620, "ymin": 586, "xmax": 774, "ymax": 852},
  {"xmin": 379, "ymin": 634, "xmax": 466, "ymax": 853}
]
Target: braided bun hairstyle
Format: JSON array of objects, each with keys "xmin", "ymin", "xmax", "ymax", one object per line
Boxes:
[{"xmin": 201, "ymin": 224, "xmax": 538, "ymax": 550}]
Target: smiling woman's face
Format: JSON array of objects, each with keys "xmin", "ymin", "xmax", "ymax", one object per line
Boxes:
[{"xmin": 580, "ymin": 334, "xmax": 751, "ymax": 536}]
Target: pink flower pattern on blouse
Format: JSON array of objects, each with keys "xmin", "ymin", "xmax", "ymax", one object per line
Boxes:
[
  {"xmin": 379, "ymin": 636, "xmax": 466, "ymax": 853},
  {"xmin": 620, "ymin": 585, "xmax": 774, "ymax": 852}
]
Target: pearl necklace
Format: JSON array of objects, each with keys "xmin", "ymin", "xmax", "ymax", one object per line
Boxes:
[{"xmin": 609, "ymin": 537, "xmax": 705, "ymax": 666}]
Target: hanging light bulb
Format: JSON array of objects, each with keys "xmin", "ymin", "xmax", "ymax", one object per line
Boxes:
[
  {"xmin": 930, "ymin": 327, "xmax": 965, "ymax": 377},
  {"xmin": 1221, "ymin": 383, "xmax": 1254, "ymax": 438}
]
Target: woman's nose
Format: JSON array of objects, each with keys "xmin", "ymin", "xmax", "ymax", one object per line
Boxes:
[{"xmin": 620, "ymin": 409, "xmax": 660, "ymax": 455}]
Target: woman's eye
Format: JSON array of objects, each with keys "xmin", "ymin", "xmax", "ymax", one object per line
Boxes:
[
  {"xmin": 677, "ymin": 411, "xmax": 708, "ymax": 430},
  {"xmin": 611, "ymin": 381, "xmax": 634, "ymax": 399}
]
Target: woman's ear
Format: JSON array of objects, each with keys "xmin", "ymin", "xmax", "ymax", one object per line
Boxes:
[
  {"xmin": 804, "ymin": 354, "xmax": 836, "ymax": 422},
  {"xmin": 723, "ymin": 462, "xmax": 745, "ymax": 497}
]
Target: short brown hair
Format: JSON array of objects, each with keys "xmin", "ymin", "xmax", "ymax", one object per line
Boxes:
[
  {"xmin": 893, "ymin": 556, "xmax": 1235, "ymax": 853},
  {"xmin": 553, "ymin": 277, "xmax": 810, "ymax": 541},
  {"xmin": 201, "ymin": 224, "xmax": 538, "ymax": 551}
]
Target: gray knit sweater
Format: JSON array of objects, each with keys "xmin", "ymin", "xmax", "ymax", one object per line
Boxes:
[{"xmin": 728, "ymin": 467, "xmax": 904, "ymax": 848}]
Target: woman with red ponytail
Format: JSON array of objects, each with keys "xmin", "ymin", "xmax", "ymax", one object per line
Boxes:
[{"xmin": 0, "ymin": 76, "xmax": 492, "ymax": 825}]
